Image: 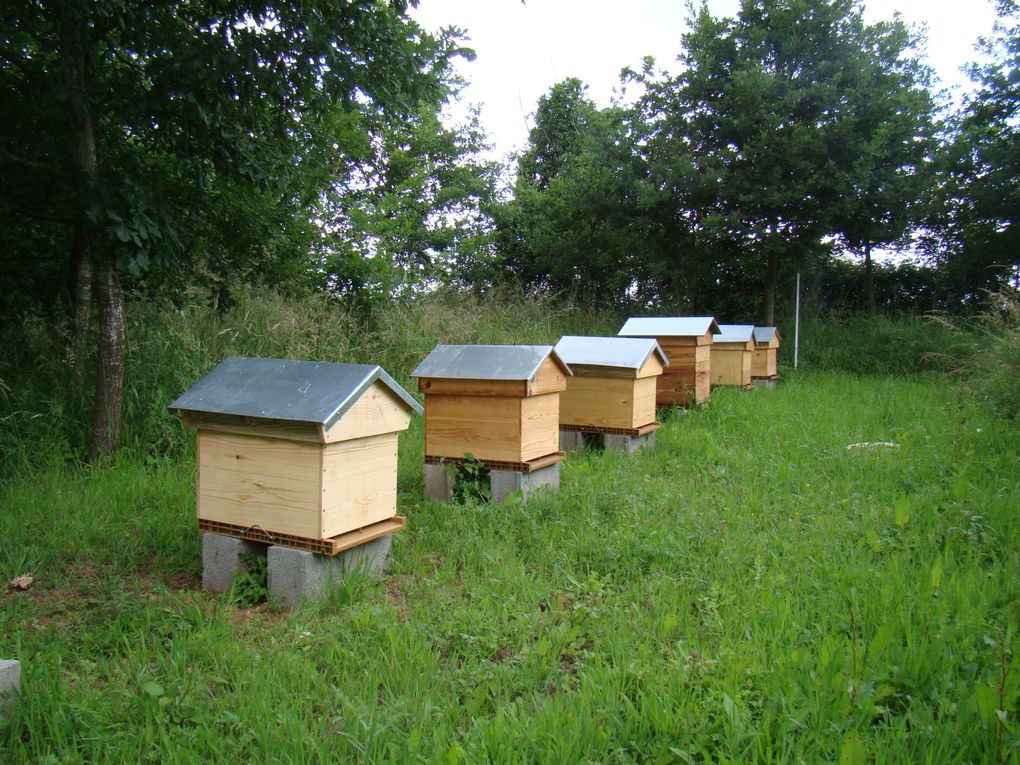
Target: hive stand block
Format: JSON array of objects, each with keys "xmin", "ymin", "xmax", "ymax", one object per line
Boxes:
[
  {"xmin": 423, "ymin": 463, "xmax": 456, "ymax": 502},
  {"xmin": 267, "ymin": 535, "xmax": 392, "ymax": 607},
  {"xmin": 559, "ymin": 430, "xmax": 588, "ymax": 452},
  {"xmin": 490, "ymin": 463, "xmax": 560, "ymax": 504},
  {"xmin": 0, "ymin": 659, "xmax": 20, "ymax": 714},
  {"xmin": 603, "ymin": 431, "xmax": 657, "ymax": 454},
  {"xmin": 753, "ymin": 378, "xmax": 777, "ymax": 389},
  {"xmin": 202, "ymin": 532, "xmax": 266, "ymax": 594}
]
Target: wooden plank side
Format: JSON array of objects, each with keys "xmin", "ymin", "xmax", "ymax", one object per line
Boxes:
[
  {"xmin": 196, "ymin": 430, "xmax": 321, "ymax": 538},
  {"xmin": 323, "ymin": 380, "xmax": 412, "ymax": 443},
  {"xmin": 568, "ymin": 364, "xmax": 639, "ymax": 380},
  {"xmin": 320, "ymin": 432, "xmax": 398, "ymax": 538},
  {"xmin": 528, "ymin": 356, "xmax": 568, "ymax": 395},
  {"xmin": 183, "ymin": 411, "xmax": 322, "ymax": 443},
  {"xmin": 751, "ymin": 349, "xmax": 769, "ymax": 378},
  {"xmin": 710, "ymin": 348, "xmax": 742, "ymax": 386},
  {"xmin": 520, "ymin": 393, "xmax": 561, "ymax": 461},
  {"xmin": 424, "ymin": 394, "xmax": 524, "ymax": 462},
  {"xmin": 418, "ymin": 378, "xmax": 528, "ymax": 397},
  {"xmin": 560, "ymin": 376, "xmax": 636, "ymax": 429},
  {"xmin": 631, "ymin": 376, "xmax": 659, "ymax": 427},
  {"xmin": 636, "ymin": 354, "xmax": 665, "ymax": 379},
  {"xmin": 656, "ymin": 365, "xmax": 697, "ymax": 406}
]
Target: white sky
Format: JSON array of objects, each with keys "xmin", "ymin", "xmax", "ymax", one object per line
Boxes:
[{"xmin": 411, "ymin": 0, "xmax": 1000, "ymax": 163}]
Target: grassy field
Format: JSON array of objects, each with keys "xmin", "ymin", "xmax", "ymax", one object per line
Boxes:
[{"xmin": 1, "ymin": 367, "xmax": 1018, "ymax": 763}]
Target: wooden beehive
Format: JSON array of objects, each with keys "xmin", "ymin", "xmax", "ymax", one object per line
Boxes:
[
  {"xmin": 169, "ymin": 356, "xmax": 422, "ymax": 554},
  {"xmin": 553, "ymin": 336, "xmax": 667, "ymax": 434},
  {"xmin": 710, "ymin": 324, "xmax": 756, "ymax": 388},
  {"xmin": 618, "ymin": 317, "xmax": 720, "ymax": 406},
  {"xmin": 752, "ymin": 326, "xmax": 781, "ymax": 380},
  {"xmin": 411, "ymin": 345, "xmax": 571, "ymax": 467}
]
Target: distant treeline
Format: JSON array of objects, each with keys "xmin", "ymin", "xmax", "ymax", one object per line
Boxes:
[{"xmin": 2, "ymin": 0, "xmax": 1018, "ymax": 458}]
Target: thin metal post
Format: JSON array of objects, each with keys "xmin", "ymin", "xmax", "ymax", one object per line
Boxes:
[{"xmin": 794, "ymin": 272, "xmax": 801, "ymax": 370}]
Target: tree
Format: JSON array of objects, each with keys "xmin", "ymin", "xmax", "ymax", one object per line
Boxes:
[
  {"xmin": 493, "ymin": 80, "xmax": 644, "ymax": 303},
  {"xmin": 315, "ymin": 103, "xmax": 499, "ymax": 304},
  {"xmin": 637, "ymin": 0, "xmax": 937, "ymax": 322},
  {"xmin": 925, "ymin": 0, "xmax": 1020, "ymax": 302},
  {"xmin": 0, "ymin": 0, "xmax": 464, "ymax": 458}
]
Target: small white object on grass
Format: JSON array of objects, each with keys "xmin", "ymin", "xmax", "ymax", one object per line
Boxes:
[{"xmin": 846, "ymin": 442, "xmax": 900, "ymax": 450}]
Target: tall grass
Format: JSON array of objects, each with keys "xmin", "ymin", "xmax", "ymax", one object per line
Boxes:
[
  {"xmin": 782, "ymin": 311, "xmax": 977, "ymax": 376},
  {"xmin": 0, "ymin": 286, "xmax": 623, "ymax": 475}
]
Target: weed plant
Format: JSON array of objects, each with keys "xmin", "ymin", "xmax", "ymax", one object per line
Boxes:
[{"xmin": 1, "ymin": 370, "xmax": 1017, "ymax": 762}]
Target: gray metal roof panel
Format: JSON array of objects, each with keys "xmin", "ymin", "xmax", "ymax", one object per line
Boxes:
[
  {"xmin": 410, "ymin": 344, "xmax": 571, "ymax": 380},
  {"xmin": 618, "ymin": 316, "xmax": 721, "ymax": 337},
  {"xmin": 554, "ymin": 336, "xmax": 669, "ymax": 369},
  {"xmin": 714, "ymin": 324, "xmax": 756, "ymax": 343},
  {"xmin": 168, "ymin": 356, "xmax": 422, "ymax": 429},
  {"xmin": 754, "ymin": 326, "xmax": 780, "ymax": 343}
]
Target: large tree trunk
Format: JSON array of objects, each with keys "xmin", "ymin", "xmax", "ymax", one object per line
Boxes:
[
  {"xmin": 89, "ymin": 245, "xmax": 125, "ymax": 461},
  {"xmin": 762, "ymin": 221, "xmax": 780, "ymax": 325},
  {"xmin": 864, "ymin": 242, "xmax": 876, "ymax": 314},
  {"xmin": 69, "ymin": 222, "xmax": 93, "ymax": 393},
  {"xmin": 60, "ymin": 1, "xmax": 125, "ymax": 460}
]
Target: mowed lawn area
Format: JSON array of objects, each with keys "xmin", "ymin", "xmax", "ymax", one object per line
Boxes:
[{"xmin": 1, "ymin": 370, "xmax": 1017, "ymax": 763}]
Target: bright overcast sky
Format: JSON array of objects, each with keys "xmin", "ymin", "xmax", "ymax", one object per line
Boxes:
[{"xmin": 411, "ymin": 0, "xmax": 1000, "ymax": 162}]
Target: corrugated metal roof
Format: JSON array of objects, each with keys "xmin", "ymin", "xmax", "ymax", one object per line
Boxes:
[
  {"xmin": 714, "ymin": 324, "xmax": 755, "ymax": 343},
  {"xmin": 411, "ymin": 344, "xmax": 571, "ymax": 380},
  {"xmin": 168, "ymin": 356, "xmax": 422, "ymax": 429},
  {"xmin": 554, "ymin": 336, "xmax": 669, "ymax": 369},
  {"xmin": 754, "ymin": 326, "xmax": 781, "ymax": 343},
  {"xmin": 618, "ymin": 316, "xmax": 720, "ymax": 337}
]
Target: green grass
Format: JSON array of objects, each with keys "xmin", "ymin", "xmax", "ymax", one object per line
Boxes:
[{"xmin": 1, "ymin": 370, "xmax": 1018, "ymax": 763}]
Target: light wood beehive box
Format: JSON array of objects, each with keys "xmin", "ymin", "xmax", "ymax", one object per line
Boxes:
[
  {"xmin": 553, "ymin": 336, "xmax": 668, "ymax": 432},
  {"xmin": 169, "ymin": 356, "xmax": 422, "ymax": 549},
  {"xmin": 710, "ymin": 324, "xmax": 756, "ymax": 388},
  {"xmin": 752, "ymin": 327, "xmax": 781, "ymax": 380},
  {"xmin": 618, "ymin": 317, "xmax": 720, "ymax": 406},
  {"xmin": 411, "ymin": 345, "xmax": 571, "ymax": 466}
]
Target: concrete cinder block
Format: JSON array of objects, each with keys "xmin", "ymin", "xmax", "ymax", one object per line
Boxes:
[
  {"xmin": 489, "ymin": 462, "xmax": 561, "ymax": 504},
  {"xmin": 753, "ymin": 378, "xmax": 777, "ymax": 389},
  {"xmin": 267, "ymin": 535, "xmax": 392, "ymax": 607},
  {"xmin": 559, "ymin": 430, "xmax": 587, "ymax": 452},
  {"xmin": 0, "ymin": 659, "xmax": 20, "ymax": 712},
  {"xmin": 603, "ymin": 431, "xmax": 657, "ymax": 454},
  {"xmin": 423, "ymin": 463, "xmax": 456, "ymax": 502},
  {"xmin": 202, "ymin": 533, "xmax": 265, "ymax": 594}
]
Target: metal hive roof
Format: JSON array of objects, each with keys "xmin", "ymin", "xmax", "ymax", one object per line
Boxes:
[
  {"xmin": 714, "ymin": 324, "xmax": 756, "ymax": 343},
  {"xmin": 618, "ymin": 316, "xmax": 720, "ymax": 337},
  {"xmin": 168, "ymin": 356, "xmax": 422, "ymax": 430},
  {"xmin": 411, "ymin": 344, "xmax": 571, "ymax": 381},
  {"xmin": 554, "ymin": 335, "xmax": 669, "ymax": 370},
  {"xmin": 754, "ymin": 326, "xmax": 781, "ymax": 343}
]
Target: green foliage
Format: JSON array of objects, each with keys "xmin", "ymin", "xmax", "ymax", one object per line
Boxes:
[
  {"xmin": 924, "ymin": 2, "xmax": 1020, "ymax": 303},
  {"xmin": 786, "ymin": 312, "xmax": 977, "ymax": 376},
  {"xmin": 226, "ymin": 553, "xmax": 268, "ymax": 608},
  {"xmin": 0, "ymin": 285, "xmax": 623, "ymax": 475},
  {"xmin": 952, "ymin": 291, "xmax": 1020, "ymax": 419}
]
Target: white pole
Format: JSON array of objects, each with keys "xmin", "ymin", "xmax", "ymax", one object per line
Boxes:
[{"xmin": 794, "ymin": 272, "xmax": 801, "ymax": 370}]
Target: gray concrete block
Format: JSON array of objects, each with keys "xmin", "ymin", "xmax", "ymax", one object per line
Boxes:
[
  {"xmin": 559, "ymin": 430, "xmax": 587, "ymax": 452},
  {"xmin": 423, "ymin": 463, "xmax": 456, "ymax": 502},
  {"xmin": 202, "ymin": 533, "xmax": 265, "ymax": 594},
  {"xmin": 490, "ymin": 462, "xmax": 560, "ymax": 504},
  {"xmin": 753, "ymin": 378, "xmax": 777, "ymax": 389},
  {"xmin": 603, "ymin": 431, "xmax": 657, "ymax": 454},
  {"xmin": 0, "ymin": 659, "xmax": 20, "ymax": 713},
  {"xmin": 267, "ymin": 535, "xmax": 392, "ymax": 607}
]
